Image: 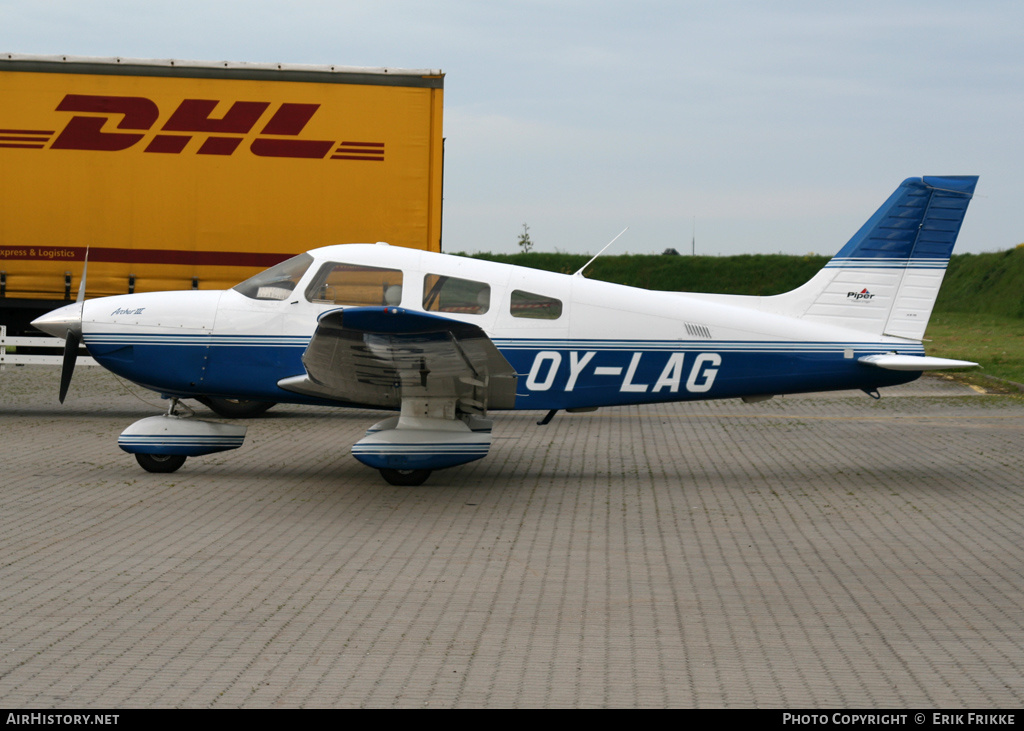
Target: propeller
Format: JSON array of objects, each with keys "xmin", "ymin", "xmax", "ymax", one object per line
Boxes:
[
  {"xmin": 27, "ymin": 249, "xmax": 90, "ymax": 403},
  {"xmin": 57, "ymin": 250, "xmax": 89, "ymax": 403}
]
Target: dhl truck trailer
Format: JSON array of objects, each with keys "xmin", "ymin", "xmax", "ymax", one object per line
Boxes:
[{"xmin": 0, "ymin": 54, "xmax": 444, "ymax": 334}]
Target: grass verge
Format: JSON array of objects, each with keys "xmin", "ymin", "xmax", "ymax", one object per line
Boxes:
[{"xmin": 925, "ymin": 312, "xmax": 1024, "ymax": 389}]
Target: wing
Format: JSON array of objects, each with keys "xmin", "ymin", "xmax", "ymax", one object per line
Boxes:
[{"xmin": 277, "ymin": 306, "xmax": 518, "ymax": 412}]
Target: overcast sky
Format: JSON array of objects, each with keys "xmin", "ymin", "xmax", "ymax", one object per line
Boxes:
[{"xmin": 3, "ymin": 0, "xmax": 1022, "ymax": 256}]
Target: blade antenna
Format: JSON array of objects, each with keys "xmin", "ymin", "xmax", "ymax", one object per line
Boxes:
[{"xmin": 573, "ymin": 227, "xmax": 628, "ymax": 277}]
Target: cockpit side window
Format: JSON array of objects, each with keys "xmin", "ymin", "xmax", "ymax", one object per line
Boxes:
[
  {"xmin": 233, "ymin": 253, "xmax": 313, "ymax": 301},
  {"xmin": 422, "ymin": 274, "xmax": 490, "ymax": 315},
  {"xmin": 305, "ymin": 262, "xmax": 404, "ymax": 306},
  {"xmin": 510, "ymin": 289, "xmax": 563, "ymax": 320}
]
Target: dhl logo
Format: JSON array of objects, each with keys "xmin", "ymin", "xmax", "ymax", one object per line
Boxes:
[{"xmin": 0, "ymin": 94, "xmax": 384, "ymax": 161}]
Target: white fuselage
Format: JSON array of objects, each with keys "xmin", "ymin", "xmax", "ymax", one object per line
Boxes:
[{"xmin": 61, "ymin": 243, "xmax": 921, "ymax": 410}]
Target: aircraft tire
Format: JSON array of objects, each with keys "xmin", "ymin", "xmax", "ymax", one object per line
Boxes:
[
  {"xmin": 379, "ymin": 468, "xmax": 432, "ymax": 486},
  {"xmin": 135, "ymin": 453, "xmax": 187, "ymax": 473},
  {"xmin": 199, "ymin": 397, "xmax": 276, "ymax": 419}
]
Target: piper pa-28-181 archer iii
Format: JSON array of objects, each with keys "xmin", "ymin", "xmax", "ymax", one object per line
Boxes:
[{"xmin": 34, "ymin": 175, "xmax": 979, "ymax": 485}]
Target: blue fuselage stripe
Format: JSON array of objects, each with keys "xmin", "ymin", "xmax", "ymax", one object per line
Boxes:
[{"xmin": 83, "ymin": 335, "xmax": 923, "ymax": 409}]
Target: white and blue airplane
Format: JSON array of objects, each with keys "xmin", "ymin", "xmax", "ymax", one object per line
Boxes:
[{"xmin": 33, "ymin": 175, "xmax": 979, "ymax": 485}]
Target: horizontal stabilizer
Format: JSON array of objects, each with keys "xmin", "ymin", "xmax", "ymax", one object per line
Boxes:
[{"xmin": 858, "ymin": 354, "xmax": 978, "ymax": 371}]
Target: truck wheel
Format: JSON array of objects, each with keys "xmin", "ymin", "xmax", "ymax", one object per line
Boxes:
[
  {"xmin": 135, "ymin": 453, "xmax": 187, "ymax": 473},
  {"xmin": 200, "ymin": 397, "xmax": 275, "ymax": 418}
]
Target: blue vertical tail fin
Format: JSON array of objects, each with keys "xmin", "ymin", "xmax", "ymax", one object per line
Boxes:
[{"xmin": 768, "ymin": 176, "xmax": 978, "ymax": 339}]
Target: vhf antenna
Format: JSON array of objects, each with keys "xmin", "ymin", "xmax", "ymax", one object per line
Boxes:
[{"xmin": 573, "ymin": 227, "xmax": 629, "ymax": 277}]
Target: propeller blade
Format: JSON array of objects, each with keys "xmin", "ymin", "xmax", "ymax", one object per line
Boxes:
[
  {"xmin": 76, "ymin": 254, "xmax": 88, "ymax": 302},
  {"xmin": 58, "ymin": 330, "xmax": 80, "ymax": 404},
  {"xmin": 58, "ymin": 247, "xmax": 89, "ymax": 403}
]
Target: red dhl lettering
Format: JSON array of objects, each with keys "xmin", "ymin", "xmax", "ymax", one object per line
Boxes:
[{"xmin": 0, "ymin": 94, "xmax": 384, "ymax": 161}]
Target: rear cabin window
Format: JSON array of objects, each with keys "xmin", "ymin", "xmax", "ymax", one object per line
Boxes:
[
  {"xmin": 305, "ymin": 263, "xmax": 404, "ymax": 306},
  {"xmin": 510, "ymin": 289, "xmax": 563, "ymax": 320},
  {"xmin": 422, "ymin": 274, "xmax": 490, "ymax": 315}
]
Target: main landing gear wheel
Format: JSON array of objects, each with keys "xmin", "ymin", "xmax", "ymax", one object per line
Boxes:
[
  {"xmin": 199, "ymin": 397, "xmax": 275, "ymax": 419},
  {"xmin": 379, "ymin": 468, "xmax": 432, "ymax": 486},
  {"xmin": 135, "ymin": 453, "xmax": 187, "ymax": 473}
]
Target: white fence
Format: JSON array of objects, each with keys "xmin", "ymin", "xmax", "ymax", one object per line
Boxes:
[{"xmin": 0, "ymin": 325, "xmax": 99, "ymax": 366}]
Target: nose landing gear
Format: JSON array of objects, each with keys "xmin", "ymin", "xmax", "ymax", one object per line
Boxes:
[{"xmin": 118, "ymin": 398, "xmax": 248, "ymax": 473}]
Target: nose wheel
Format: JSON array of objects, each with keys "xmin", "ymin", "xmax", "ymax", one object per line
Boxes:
[
  {"xmin": 135, "ymin": 453, "xmax": 187, "ymax": 473},
  {"xmin": 120, "ymin": 398, "xmax": 246, "ymax": 474},
  {"xmin": 379, "ymin": 468, "xmax": 432, "ymax": 486}
]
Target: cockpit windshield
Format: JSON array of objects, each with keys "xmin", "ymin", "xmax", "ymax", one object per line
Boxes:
[{"xmin": 233, "ymin": 253, "xmax": 314, "ymax": 301}]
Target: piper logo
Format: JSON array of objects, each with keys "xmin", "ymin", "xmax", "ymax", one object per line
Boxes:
[
  {"xmin": 0, "ymin": 94, "xmax": 384, "ymax": 161},
  {"xmin": 847, "ymin": 288, "xmax": 875, "ymax": 301}
]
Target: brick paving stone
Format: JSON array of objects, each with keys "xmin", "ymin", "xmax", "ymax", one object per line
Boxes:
[{"xmin": 1, "ymin": 365, "xmax": 1022, "ymax": 707}]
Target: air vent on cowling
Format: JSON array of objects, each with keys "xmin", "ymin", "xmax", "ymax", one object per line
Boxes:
[{"xmin": 685, "ymin": 323, "xmax": 712, "ymax": 339}]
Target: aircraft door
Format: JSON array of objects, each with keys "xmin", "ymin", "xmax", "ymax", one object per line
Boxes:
[
  {"xmin": 304, "ymin": 261, "xmax": 406, "ymax": 311},
  {"xmin": 200, "ymin": 254, "xmax": 316, "ymax": 399}
]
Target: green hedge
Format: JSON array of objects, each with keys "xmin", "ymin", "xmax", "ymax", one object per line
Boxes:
[{"xmin": 458, "ymin": 247, "xmax": 1024, "ymax": 318}]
